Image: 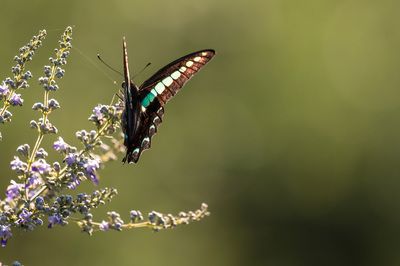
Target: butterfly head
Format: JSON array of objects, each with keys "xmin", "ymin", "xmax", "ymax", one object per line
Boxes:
[{"xmin": 121, "ymin": 81, "xmax": 128, "ymax": 90}]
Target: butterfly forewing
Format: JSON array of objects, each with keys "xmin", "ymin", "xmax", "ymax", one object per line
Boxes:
[{"xmin": 139, "ymin": 49, "xmax": 215, "ymax": 105}]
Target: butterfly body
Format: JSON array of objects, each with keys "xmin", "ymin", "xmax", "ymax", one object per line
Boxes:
[{"xmin": 121, "ymin": 38, "xmax": 215, "ymax": 163}]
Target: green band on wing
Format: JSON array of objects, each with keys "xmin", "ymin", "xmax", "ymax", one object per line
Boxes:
[{"xmin": 141, "ymin": 92, "xmax": 156, "ymax": 108}]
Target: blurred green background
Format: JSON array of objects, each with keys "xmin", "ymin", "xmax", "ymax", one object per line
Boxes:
[{"xmin": 1, "ymin": 0, "xmax": 400, "ymax": 265}]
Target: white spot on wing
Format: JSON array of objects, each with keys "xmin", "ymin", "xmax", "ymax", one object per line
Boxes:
[
  {"xmin": 179, "ymin": 66, "xmax": 187, "ymax": 72},
  {"xmin": 150, "ymin": 89, "xmax": 157, "ymax": 96},
  {"xmin": 149, "ymin": 125, "xmax": 156, "ymax": 136},
  {"xmin": 171, "ymin": 71, "xmax": 181, "ymax": 80},
  {"xmin": 202, "ymin": 52, "xmax": 207, "ymax": 56},
  {"xmin": 186, "ymin": 61, "xmax": 194, "ymax": 67},
  {"xmin": 162, "ymin": 76, "xmax": 174, "ymax": 87},
  {"xmin": 141, "ymin": 106, "xmax": 147, "ymax": 112},
  {"xmin": 153, "ymin": 117, "xmax": 161, "ymax": 125},
  {"xmin": 154, "ymin": 82, "xmax": 165, "ymax": 94},
  {"xmin": 141, "ymin": 137, "xmax": 150, "ymax": 148},
  {"xmin": 194, "ymin": 56, "xmax": 201, "ymax": 62}
]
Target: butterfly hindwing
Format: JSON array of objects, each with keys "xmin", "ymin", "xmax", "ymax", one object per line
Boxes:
[{"xmin": 127, "ymin": 106, "xmax": 164, "ymax": 163}]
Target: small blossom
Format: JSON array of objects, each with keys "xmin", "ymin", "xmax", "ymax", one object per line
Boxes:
[
  {"xmin": 0, "ymin": 225, "xmax": 12, "ymax": 247},
  {"xmin": 84, "ymin": 158, "xmax": 100, "ymax": 185},
  {"xmin": 53, "ymin": 161, "xmax": 61, "ymax": 172},
  {"xmin": 65, "ymin": 153, "xmax": 78, "ymax": 166},
  {"xmin": 148, "ymin": 211, "xmax": 166, "ymax": 227},
  {"xmin": 26, "ymin": 173, "xmax": 43, "ymax": 188},
  {"xmin": 48, "ymin": 213, "xmax": 64, "ymax": 228},
  {"xmin": 99, "ymin": 220, "xmax": 109, "ymax": 231},
  {"xmin": 36, "ymin": 196, "xmax": 44, "ymax": 205},
  {"xmin": 44, "ymin": 65, "xmax": 51, "ymax": 77},
  {"xmin": 35, "ymin": 148, "xmax": 48, "ymax": 159},
  {"xmin": 30, "ymin": 120, "xmax": 38, "ymax": 129},
  {"xmin": 93, "ymin": 105, "xmax": 105, "ymax": 120},
  {"xmin": 31, "ymin": 159, "xmax": 51, "ymax": 174},
  {"xmin": 55, "ymin": 67, "xmax": 65, "ymax": 78},
  {"xmin": 0, "ymin": 82, "xmax": 9, "ymax": 97},
  {"xmin": 32, "ymin": 102, "xmax": 44, "ymax": 111},
  {"xmin": 114, "ymin": 222, "xmax": 122, "ymax": 231},
  {"xmin": 65, "ymin": 195, "xmax": 73, "ymax": 204},
  {"xmin": 130, "ymin": 210, "xmax": 143, "ymax": 222},
  {"xmin": 0, "ymin": 110, "xmax": 13, "ymax": 124},
  {"xmin": 18, "ymin": 208, "xmax": 32, "ymax": 224},
  {"xmin": 10, "ymin": 156, "xmax": 27, "ymax": 174},
  {"xmin": 9, "ymin": 93, "xmax": 23, "ymax": 106},
  {"xmin": 38, "ymin": 118, "xmax": 58, "ymax": 134},
  {"xmin": 4, "ymin": 77, "xmax": 15, "ymax": 88},
  {"xmin": 67, "ymin": 174, "xmax": 81, "ymax": 190},
  {"xmin": 35, "ymin": 196, "xmax": 45, "ymax": 210},
  {"xmin": 6, "ymin": 180, "xmax": 22, "ymax": 201},
  {"xmin": 53, "ymin": 137, "xmax": 69, "ymax": 153},
  {"xmin": 16, "ymin": 144, "xmax": 30, "ymax": 157},
  {"xmin": 3, "ymin": 110, "xmax": 12, "ymax": 119},
  {"xmin": 23, "ymin": 70, "xmax": 32, "ymax": 80},
  {"xmin": 48, "ymin": 98, "xmax": 60, "ymax": 110}
]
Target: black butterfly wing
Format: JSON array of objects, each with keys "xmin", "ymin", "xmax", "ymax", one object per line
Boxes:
[
  {"xmin": 139, "ymin": 49, "xmax": 216, "ymax": 105},
  {"xmin": 123, "ymin": 49, "xmax": 215, "ymax": 163},
  {"xmin": 124, "ymin": 106, "xmax": 164, "ymax": 163}
]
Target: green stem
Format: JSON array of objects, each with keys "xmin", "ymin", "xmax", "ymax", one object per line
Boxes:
[{"xmin": 24, "ymin": 47, "xmax": 61, "ymax": 201}]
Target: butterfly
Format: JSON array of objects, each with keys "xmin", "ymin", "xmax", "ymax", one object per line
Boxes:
[{"xmin": 121, "ymin": 38, "xmax": 216, "ymax": 164}]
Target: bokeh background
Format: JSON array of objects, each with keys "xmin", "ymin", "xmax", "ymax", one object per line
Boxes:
[{"xmin": 1, "ymin": 0, "xmax": 400, "ymax": 265}]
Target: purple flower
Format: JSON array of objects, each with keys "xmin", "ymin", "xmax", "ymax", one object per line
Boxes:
[
  {"xmin": 5, "ymin": 180, "xmax": 22, "ymax": 201},
  {"xmin": 53, "ymin": 162, "xmax": 61, "ymax": 172},
  {"xmin": 65, "ymin": 153, "xmax": 78, "ymax": 166},
  {"xmin": 31, "ymin": 159, "xmax": 51, "ymax": 174},
  {"xmin": 48, "ymin": 98, "xmax": 60, "ymax": 110},
  {"xmin": 9, "ymin": 93, "xmax": 23, "ymax": 106},
  {"xmin": 35, "ymin": 148, "xmax": 48, "ymax": 159},
  {"xmin": 130, "ymin": 210, "xmax": 143, "ymax": 221},
  {"xmin": 0, "ymin": 225, "xmax": 12, "ymax": 247},
  {"xmin": 84, "ymin": 159, "xmax": 100, "ymax": 185},
  {"xmin": 10, "ymin": 156, "xmax": 27, "ymax": 174},
  {"xmin": 0, "ymin": 82, "xmax": 9, "ymax": 97},
  {"xmin": 53, "ymin": 137, "xmax": 69, "ymax": 153},
  {"xmin": 67, "ymin": 174, "xmax": 81, "ymax": 190},
  {"xmin": 99, "ymin": 220, "xmax": 109, "ymax": 231},
  {"xmin": 16, "ymin": 144, "xmax": 30, "ymax": 157},
  {"xmin": 93, "ymin": 105, "xmax": 105, "ymax": 121},
  {"xmin": 18, "ymin": 209, "xmax": 32, "ymax": 224},
  {"xmin": 26, "ymin": 173, "xmax": 43, "ymax": 189},
  {"xmin": 48, "ymin": 213, "xmax": 63, "ymax": 228}
]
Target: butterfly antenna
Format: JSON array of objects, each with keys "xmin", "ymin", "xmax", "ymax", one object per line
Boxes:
[
  {"xmin": 132, "ymin": 62, "xmax": 152, "ymax": 79},
  {"xmin": 97, "ymin": 53, "xmax": 123, "ymax": 77},
  {"xmin": 72, "ymin": 46, "xmax": 118, "ymax": 85}
]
